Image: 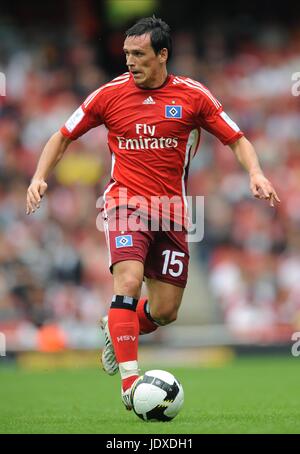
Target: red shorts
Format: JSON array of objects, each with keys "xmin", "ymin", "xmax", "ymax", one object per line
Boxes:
[{"xmin": 103, "ymin": 208, "xmax": 190, "ymax": 288}]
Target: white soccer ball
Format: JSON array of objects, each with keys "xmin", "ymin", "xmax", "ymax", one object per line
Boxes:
[{"xmin": 132, "ymin": 369, "xmax": 184, "ymax": 422}]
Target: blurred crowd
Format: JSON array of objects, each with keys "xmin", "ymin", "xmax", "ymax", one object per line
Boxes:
[{"xmin": 1, "ymin": 15, "xmax": 300, "ymax": 349}]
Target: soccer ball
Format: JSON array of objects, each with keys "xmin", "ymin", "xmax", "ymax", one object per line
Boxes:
[{"xmin": 132, "ymin": 369, "xmax": 184, "ymax": 422}]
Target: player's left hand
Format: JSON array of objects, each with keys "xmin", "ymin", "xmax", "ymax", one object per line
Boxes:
[{"xmin": 250, "ymin": 173, "xmax": 280, "ymax": 207}]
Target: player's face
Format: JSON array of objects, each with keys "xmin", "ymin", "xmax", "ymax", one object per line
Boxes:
[{"xmin": 123, "ymin": 33, "xmax": 168, "ymax": 89}]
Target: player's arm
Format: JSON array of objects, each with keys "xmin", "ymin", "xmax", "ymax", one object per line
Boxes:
[
  {"xmin": 229, "ymin": 136, "xmax": 280, "ymax": 207},
  {"xmin": 26, "ymin": 131, "xmax": 72, "ymax": 215},
  {"xmin": 193, "ymin": 84, "xmax": 280, "ymax": 208},
  {"xmin": 26, "ymin": 85, "xmax": 105, "ymax": 215}
]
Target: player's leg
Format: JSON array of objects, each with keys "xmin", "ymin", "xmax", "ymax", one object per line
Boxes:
[
  {"xmin": 109, "ymin": 271, "xmax": 184, "ymax": 410},
  {"xmin": 109, "ymin": 259, "xmax": 143, "ymax": 387},
  {"xmin": 135, "ymin": 280, "xmax": 184, "ymax": 336},
  {"xmin": 102, "ymin": 259, "xmax": 144, "ymax": 410},
  {"xmin": 144, "ymin": 278, "xmax": 185, "ymax": 325},
  {"xmin": 101, "ymin": 207, "xmax": 152, "ymax": 375},
  {"xmin": 101, "ymin": 294, "xmax": 156, "ymax": 377},
  {"xmin": 110, "ymin": 264, "xmax": 182, "ymax": 377},
  {"xmin": 139, "ymin": 227, "xmax": 189, "ymax": 329},
  {"xmin": 135, "ymin": 296, "xmax": 159, "ymax": 334},
  {"xmin": 100, "ymin": 206, "xmax": 157, "ymax": 408}
]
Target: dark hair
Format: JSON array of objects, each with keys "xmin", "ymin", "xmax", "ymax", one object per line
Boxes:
[{"xmin": 126, "ymin": 16, "xmax": 172, "ymax": 61}]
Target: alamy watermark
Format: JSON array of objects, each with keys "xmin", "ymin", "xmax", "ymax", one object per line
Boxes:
[
  {"xmin": 0, "ymin": 72, "xmax": 6, "ymax": 97},
  {"xmin": 291, "ymin": 72, "xmax": 300, "ymax": 96},
  {"xmin": 0, "ymin": 332, "xmax": 6, "ymax": 357},
  {"xmin": 96, "ymin": 189, "xmax": 205, "ymax": 242},
  {"xmin": 291, "ymin": 332, "xmax": 300, "ymax": 357}
]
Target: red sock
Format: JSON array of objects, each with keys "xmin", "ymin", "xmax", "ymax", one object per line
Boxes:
[
  {"xmin": 136, "ymin": 298, "xmax": 158, "ymax": 334},
  {"xmin": 108, "ymin": 307, "xmax": 139, "ymax": 363},
  {"xmin": 108, "ymin": 303, "xmax": 140, "ymax": 392}
]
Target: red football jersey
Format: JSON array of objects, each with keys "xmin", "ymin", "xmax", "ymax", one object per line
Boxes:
[{"xmin": 60, "ymin": 73, "xmax": 243, "ymax": 224}]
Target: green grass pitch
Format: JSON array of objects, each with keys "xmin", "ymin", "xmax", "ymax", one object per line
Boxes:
[{"xmin": 0, "ymin": 355, "xmax": 300, "ymax": 434}]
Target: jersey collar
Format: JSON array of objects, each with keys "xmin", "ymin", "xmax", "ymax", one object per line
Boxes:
[{"xmin": 130, "ymin": 73, "xmax": 173, "ymax": 91}]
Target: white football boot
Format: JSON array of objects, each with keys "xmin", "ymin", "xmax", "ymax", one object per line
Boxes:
[{"xmin": 100, "ymin": 315, "xmax": 118, "ymax": 376}]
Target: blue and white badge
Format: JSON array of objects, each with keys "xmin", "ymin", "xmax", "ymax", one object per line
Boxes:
[
  {"xmin": 165, "ymin": 105, "xmax": 182, "ymax": 118},
  {"xmin": 115, "ymin": 235, "xmax": 133, "ymax": 248}
]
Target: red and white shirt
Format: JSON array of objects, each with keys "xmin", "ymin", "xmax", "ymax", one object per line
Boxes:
[{"xmin": 60, "ymin": 73, "xmax": 243, "ymax": 224}]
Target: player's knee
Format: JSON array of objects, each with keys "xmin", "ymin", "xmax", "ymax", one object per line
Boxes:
[
  {"xmin": 151, "ymin": 308, "xmax": 178, "ymax": 326},
  {"xmin": 116, "ymin": 275, "xmax": 142, "ymax": 298}
]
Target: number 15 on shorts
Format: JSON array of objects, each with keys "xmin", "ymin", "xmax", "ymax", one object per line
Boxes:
[{"xmin": 162, "ymin": 250, "xmax": 185, "ymax": 277}]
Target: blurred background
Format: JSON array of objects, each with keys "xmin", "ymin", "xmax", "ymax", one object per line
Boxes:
[{"xmin": 1, "ymin": 0, "xmax": 300, "ymax": 363}]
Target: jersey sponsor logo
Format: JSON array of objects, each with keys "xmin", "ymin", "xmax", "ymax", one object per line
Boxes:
[
  {"xmin": 65, "ymin": 106, "xmax": 85, "ymax": 132},
  {"xmin": 117, "ymin": 123, "xmax": 178, "ymax": 150},
  {"xmin": 165, "ymin": 105, "xmax": 182, "ymax": 118},
  {"xmin": 143, "ymin": 96, "xmax": 155, "ymax": 104},
  {"xmin": 117, "ymin": 136, "xmax": 178, "ymax": 150},
  {"xmin": 220, "ymin": 111, "xmax": 240, "ymax": 132},
  {"xmin": 115, "ymin": 234, "xmax": 133, "ymax": 248}
]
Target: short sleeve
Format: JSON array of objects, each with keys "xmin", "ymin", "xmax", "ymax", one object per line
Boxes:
[
  {"xmin": 60, "ymin": 88, "xmax": 105, "ymax": 140},
  {"xmin": 194, "ymin": 84, "xmax": 244, "ymax": 145}
]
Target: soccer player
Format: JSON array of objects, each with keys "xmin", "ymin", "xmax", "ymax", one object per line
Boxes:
[{"xmin": 26, "ymin": 16, "xmax": 280, "ymax": 410}]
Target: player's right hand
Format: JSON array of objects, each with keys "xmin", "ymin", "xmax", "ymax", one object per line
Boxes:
[{"xmin": 26, "ymin": 179, "xmax": 48, "ymax": 215}]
